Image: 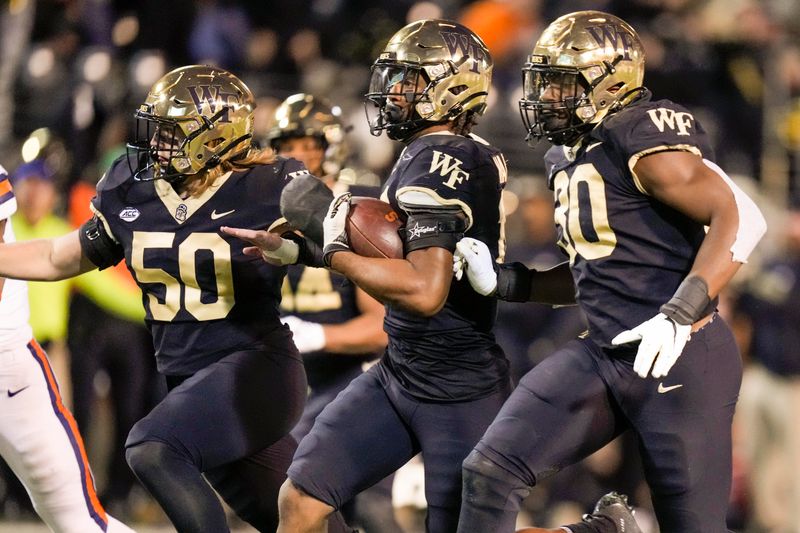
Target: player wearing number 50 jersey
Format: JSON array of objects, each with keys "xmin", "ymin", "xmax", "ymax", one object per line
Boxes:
[
  {"xmin": 454, "ymin": 11, "xmax": 767, "ymax": 533},
  {"xmin": 0, "ymin": 65, "xmax": 329, "ymax": 533}
]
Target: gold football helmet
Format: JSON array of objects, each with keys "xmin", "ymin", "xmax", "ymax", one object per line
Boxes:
[
  {"xmin": 265, "ymin": 93, "xmax": 348, "ymax": 176},
  {"xmin": 128, "ymin": 65, "xmax": 255, "ymax": 181},
  {"xmin": 365, "ymin": 19, "xmax": 493, "ymax": 141},
  {"xmin": 519, "ymin": 11, "xmax": 645, "ymax": 145}
]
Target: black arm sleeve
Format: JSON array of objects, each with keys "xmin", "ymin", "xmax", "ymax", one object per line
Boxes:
[
  {"xmin": 401, "ymin": 206, "xmax": 468, "ymax": 254},
  {"xmin": 78, "ymin": 216, "xmax": 124, "ymax": 270},
  {"xmin": 282, "ymin": 231, "xmax": 325, "ymax": 268},
  {"xmin": 496, "ymin": 262, "xmax": 533, "ymax": 302}
]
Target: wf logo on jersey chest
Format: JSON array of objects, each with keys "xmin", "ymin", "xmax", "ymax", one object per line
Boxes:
[
  {"xmin": 647, "ymin": 108, "xmax": 694, "ymax": 136},
  {"xmin": 430, "ymin": 150, "xmax": 470, "ymax": 189}
]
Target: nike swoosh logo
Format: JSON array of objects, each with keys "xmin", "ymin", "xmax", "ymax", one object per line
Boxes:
[
  {"xmin": 7, "ymin": 386, "xmax": 29, "ymax": 397},
  {"xmin": 210, "ymin": 209, "xmax": 236, "ymax": 220},
  {"xmin": 657, "ymin": 383, "xmax": 683, "ymax": 394}
]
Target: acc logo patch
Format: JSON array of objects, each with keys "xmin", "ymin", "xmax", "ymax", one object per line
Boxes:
[{"xmin": 119, "ymin": 207, "xmax": 140, "ymax": 222}]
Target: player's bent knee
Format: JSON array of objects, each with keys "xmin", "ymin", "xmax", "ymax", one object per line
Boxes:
[
  {"xmin": 462, "ymin": 449, "xmax": 531, "ymax": 511},
  {"xmin": 278, "ymin": 479, "xmax": 334, "ymax": 525},
  {"xmin": 125, "ymin": 440, "xmax": 171, "ymax": 480}
]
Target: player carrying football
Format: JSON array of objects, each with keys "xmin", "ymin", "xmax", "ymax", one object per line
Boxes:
[
  {"xmin": 271, "ymin": 19, "xmax": 512, "ymax": 533},
  {"xmin": 453, "ymin": 11, "xmax": 767, "ymax": 533}
]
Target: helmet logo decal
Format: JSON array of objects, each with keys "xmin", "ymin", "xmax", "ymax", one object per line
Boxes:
[
  {"xmin": 441, "ymin": 31, "xmax": 487, "ymax": 73},
  {"xmin": 187, "ymin": 85, "xmax": 240, "ymax": 123},
  {"xmin": 430, "ymin": 150, "xmax": 470, "ymax": 189},
  {"xmin": 585, "ymin": 24, "xmax": 635, "ymax": 60}
]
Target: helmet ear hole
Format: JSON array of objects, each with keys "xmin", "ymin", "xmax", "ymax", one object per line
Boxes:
[
  {"xmin": 205, "ymin": 137, "xmax": 225, "ymax": 150},
  {"xmin": 449, "ymin": 85, "xmax": 469, "ymax": 96}
]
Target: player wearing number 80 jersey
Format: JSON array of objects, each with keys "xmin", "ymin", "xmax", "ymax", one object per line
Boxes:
[
  {"xmin": 454, "ymin": 11, "xmax": 767, "ymax": 533},
  {"xmin": 0, "ymin": 65, "xmax": 324, "ymax": 533}
]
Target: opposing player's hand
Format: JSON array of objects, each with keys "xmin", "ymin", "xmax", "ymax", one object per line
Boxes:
[
  {"xmin": 282, "ymin": 315, "xmax": 326, "ymax": 353},
  {"xmin": 322, "ymin": 192, "xmax": 352, "ymax": 266},
  {"xmin": 611, "ymin": 313, "xmax": 691, "ymax": 378},
  {"xmin": 453, "ymin": 237, "xmax": 497, "ymax": 296},
  {"xmin": 220, "ymin": 226, "xmax": 299, "ymax": 266}
]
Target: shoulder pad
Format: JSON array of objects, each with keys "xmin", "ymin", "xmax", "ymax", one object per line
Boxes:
[
  {"xmin": 594, "ymin": 98, "xmax": 713, "ymax": 161},
  {"xmin": 274, "ymin": 156, "xmax": 312, "ymax": 181},
  {"xmin": 96, "ymin": 153, "xmax": 137, "ymax": 193}
]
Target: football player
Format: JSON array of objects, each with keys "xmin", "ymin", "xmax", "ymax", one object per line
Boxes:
[
  {"xmin": 0, "ymin": 164, "xmax": 134, "ymax": 533},
  {"xmin": 452, "ymin": 11, "xmax": 767, "ymax": 533},
  {"xmin": 265, "ymin": 93, "xmax": 401, "ymax": 532},
  {"xmin": 270, "ymin": 19, "xmax": 513, "ymax": 533},
  {"xmin": 0, "ymin": 65, "xmax": 349, "ymax": 533}
]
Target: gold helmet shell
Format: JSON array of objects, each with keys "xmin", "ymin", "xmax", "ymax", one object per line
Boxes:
[
  {"xmin": 265, "ymin": 93, "xmax": 349, "ymax": 175},
  {"xmin": 520, "ymin": 11, "xmax": 645, "ymax": 145},
  {"xmin": 129, "ymin": 65, "xmax": 255, "ymax": 180},
  {"xmin": 366, "ymin": 19, "xmax": 493, "ymax": 141}
]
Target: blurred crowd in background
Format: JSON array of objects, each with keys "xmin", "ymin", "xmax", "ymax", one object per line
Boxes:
[{"xmin": 1, "ymin": 0, "xmax": 799, "ymax": 531}]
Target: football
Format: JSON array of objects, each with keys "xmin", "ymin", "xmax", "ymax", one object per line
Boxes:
[{"xmin": 346, "ymin": 197, "xmax": 404, "ymax": 259}]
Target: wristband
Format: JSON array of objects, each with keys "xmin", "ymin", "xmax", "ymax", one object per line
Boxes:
[
  {"xmin": 282, "ymin": 232, "xmax": 325, "ymax": 268},
  {"xmin": 659, "ymin": 275, "xmax": 712, "ymax": 326},
  {"xmin": 496, "ymin": 262, "xmax": 533, "ymax": 302}
]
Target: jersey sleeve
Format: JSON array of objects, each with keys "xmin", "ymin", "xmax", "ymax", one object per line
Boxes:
[
  {"xmin": 600, "ymin": 100, "xmax": 714, "ymax": 191},
  {"xmin": 0, "ymin": 165, "xmax": 17, "ymax": 221},
  {"xmin": 395, "ymin": 144, "xmax": 477, "ymax": 226}
]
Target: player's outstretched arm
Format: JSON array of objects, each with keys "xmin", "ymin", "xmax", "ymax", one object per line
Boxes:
[
  {"xmin": 0, "ymin": 229, "xmax": 95, "ymax": 281},
  {"xmin": 454, "ymin": 237, "xmax": 576, "ymax": 306}
]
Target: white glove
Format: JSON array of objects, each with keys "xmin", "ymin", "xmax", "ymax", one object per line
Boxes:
[
  {"xmin": 322, "ymin": 192, "xmax": 352, "ymax": 265},
  {"xmin": 282, "ymin": 315, "xmax": 326, "ymax": 353},
  {"xmin": 453, "ymin": 237, "xmax": 497, "ymax": 296},
  {"xmin": 611, "ymin": 313, "xmax": 691, "ymax": 378}
]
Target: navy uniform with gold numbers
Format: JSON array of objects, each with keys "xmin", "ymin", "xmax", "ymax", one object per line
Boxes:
[
  {"xmin": 461, "ymin": 93, "xmax": 743, "ymax": 532},
  {"xmin": 288, "ymin": 131, "xmax": 512, "ymax": 532},
  {"xmin": 456, "ymin": 12, "xmax": 765, "ymax": 532},
  {"xmin": 89, "ymin": 153, "xmax": 308, "ymax": 531}
]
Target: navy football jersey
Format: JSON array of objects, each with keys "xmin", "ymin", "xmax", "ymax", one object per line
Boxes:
[
  {"xmin": 281, "ymin": 184, "xmax": 380, "ymax": 388},
  {"xmin": 92, "ymin": 154, "xmax": 307, "ymax": 375},
  {"xmin": 544, "ymin": 92, "xmax": 714, "ymax": 348},
  {"xmin": 381, "ymin": 132, "xmax": 509, "ymax": 401}
]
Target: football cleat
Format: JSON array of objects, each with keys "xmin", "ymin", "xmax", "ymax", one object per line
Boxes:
[{"xmin": 581, "ymin": 492, "xmax": 642, "ymax": 533}]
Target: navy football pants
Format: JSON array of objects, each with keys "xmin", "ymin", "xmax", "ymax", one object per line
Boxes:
[
  {"xmin": 292, "ymin": 365, "xmax": 402, "ymax": 533},
  {"xmin": 125, "ymin": 347, "xmax": 307, "ymax": 532},
  {"xmin": 289, "ymin": 360, "xmax": 511, "ymax": 533},
  {"xmin": 459, "ymin": 315, "xmax": 741, "ymax": 533}
]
